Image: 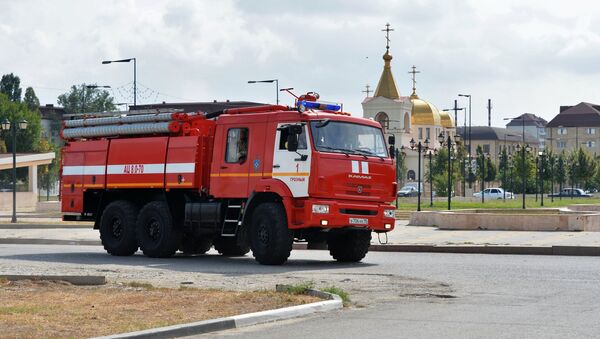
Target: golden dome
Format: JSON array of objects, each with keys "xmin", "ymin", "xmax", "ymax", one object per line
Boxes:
[
  {"xmin": 373, "ymin": 51, "xmax": 400, "ymax": 100},
  {"xmin": 411, "ymin": 94, "xmax": 442, "ymax": 126},
  {"xmin": 439, "ymin": 111, "xmax": 454, "ymax": 128}
]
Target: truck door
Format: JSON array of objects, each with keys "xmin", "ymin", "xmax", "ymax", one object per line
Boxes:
[
  {"xmin": 212, "ymin": 126, "xmax": 250, "ymax": 197},
  {"xmin": 272, "ymin": 123, "xmax": 311, "ymax": 197}
]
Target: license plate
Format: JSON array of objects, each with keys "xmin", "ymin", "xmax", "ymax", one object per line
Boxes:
[{"xmin": 349, "ymin": 217, "xmax": 368, "ymax": 225}]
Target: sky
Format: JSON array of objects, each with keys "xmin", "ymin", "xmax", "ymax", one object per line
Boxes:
[{"xmin": 1, "ymin": 0, "xmax": 600, "ymax": 128}]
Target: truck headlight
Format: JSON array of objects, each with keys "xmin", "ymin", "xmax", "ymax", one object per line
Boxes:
[
  {"xmin": 312, "ymin": 204, "xmax": 329, "ymax": 214},
  {"xmin": 384, "ymin": 209, "xmax": 395, "ymax": 218}
]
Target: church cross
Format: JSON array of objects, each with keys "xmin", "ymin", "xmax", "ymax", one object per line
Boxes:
[
  {"xmin": 409, "ymin": 65, "xmax": 420, "ymax": 95},
  {"xmin": 362, "ymin": 84, "xmax": 372, "ymax": 97},
  {"xmin": 381, "ymin": 23, "xmax": 394, "ymax": 51}
]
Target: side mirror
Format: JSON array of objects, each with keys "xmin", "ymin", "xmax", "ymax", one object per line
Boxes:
[
  {"xmin": 286, "ymin": 125, "xmax": 302, "ymax": 152},
  {"xmin": 388, "ymin": 134, "xmax": 395, "ymax": 146}
]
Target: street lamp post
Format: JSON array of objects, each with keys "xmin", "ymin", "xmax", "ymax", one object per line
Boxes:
[
  {"xmin": 427, "ymin": 150, "xmax": 435, "ymax": 207},
  {"xmin": 82, "ymin": 85, "xmax": 111, "ymax": 113},
  {"xmin": 443, "ymin": 103, "xmax": 465, "ymax": 197},
  {"xmin": 102, "ymin": 58, "xmax": 136, "ymax": 107},
  {"xmin": 458, "ymin": 94, "xmax": 472, "ymax": 189},
  {"xmin": 550, "ymin": 155, "xmax": 555, "ymax": 203},
  {"xmin": 504, "ymin": 115, "xmax": 530, "ymax": 209},
  {"xmin": 481, "ymin": 153, "xmax": 489, "ymax": 204},
  {"xmin": 539, "ymin": 151, "xmax": 545, "ymax": 207},
  {"xmin": 1, "ymin": 119, "xmax": 28, "ymax": 223},
  {"xmin": 409, "ymin": 138, "xmax": 430, "ymax": 212},
  {"xmin": 516, "ymin": 143, "xmax": 532, "ymax": 209},
  {"xmin": 248, "ymin": 79, "xmax": 279, "ymax": 105},
  {"xmin": 509, "ymin": 154, "xmax": 514, "ymax": 196},
  {"xmin": 438, "ymin": 132, "xmax": 460, "ymax": 210},
  {"xmin": 535, "ymin": 157, "xmax": 539, "ymax": 202}
]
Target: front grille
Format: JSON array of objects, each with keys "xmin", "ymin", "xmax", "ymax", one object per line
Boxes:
[
  {"xmin": 339, "ymin": 209, "xmax": 377, "ymax": 216},
  {"xmin": 345, "ymin": 183, "xmax": 371, "ymax": 196}
]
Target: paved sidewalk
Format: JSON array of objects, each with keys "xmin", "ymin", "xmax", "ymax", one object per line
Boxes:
[{"xmin": 1, "ymin": 220, "xmax": 600, "ymax": 256}]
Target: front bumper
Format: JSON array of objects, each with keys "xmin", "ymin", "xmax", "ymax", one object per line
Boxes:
[{"xmin": 290, "ymin": 198, "xmax": 396, "ymax": 232}]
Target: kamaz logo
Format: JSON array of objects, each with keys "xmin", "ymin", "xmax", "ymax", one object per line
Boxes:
[
  {"xmin": 123, "ymin": 164, "xmax": 144, "ymax": 174},
  {"xmin": 348, "ymin": 174, "xmax": 372, "ymax": 180}
]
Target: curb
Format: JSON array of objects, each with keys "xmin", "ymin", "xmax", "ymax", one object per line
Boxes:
[
  {"xmin": 292, "ymin": 243, "xmax": 600, "ymax": 256},
  {"xmin": 0, "ymin": 238, "xmax": 101, "ymax": 246},
  {"xmin": 4, "ymin": 238, "xmax": 599, "ymax": 257},
  {"xmin": 0, "ymin": 274, "xmax": 106, "ymax": 285},
  {"xmin": 93, "ymin": 288, "xmax": 342, "ymax": 339},
  {"xmin": 0, "ymin": 224, "xmax": 91, "ymax": 229}
]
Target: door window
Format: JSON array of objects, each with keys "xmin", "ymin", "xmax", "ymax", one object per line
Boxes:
[
  {"xmin": 278, "ymin": 125, "xmax": 307, "ymax": 150},
  {"xmin": 225, "ymin": 128, "xmax": 249, "ymax": 163}
]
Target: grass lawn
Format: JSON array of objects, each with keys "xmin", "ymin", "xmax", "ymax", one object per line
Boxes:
[
  {"xmin": 395, "ymin": 196, "xmax": 600, "ymax": 211},
  {"xmin": 0, "ymin": 279, "xmax": 319, "ymax": 338}
]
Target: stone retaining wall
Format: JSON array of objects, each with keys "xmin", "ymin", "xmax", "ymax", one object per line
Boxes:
[{"xmin": 409, "ymin": 208, "xmax": 600, "ymax": 232}]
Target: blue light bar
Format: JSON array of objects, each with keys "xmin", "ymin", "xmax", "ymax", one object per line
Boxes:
[{"xmin": 298, "ymin": 100, "xmax": 341, "ymax": 111}]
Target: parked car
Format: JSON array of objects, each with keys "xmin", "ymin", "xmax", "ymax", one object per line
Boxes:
[
  {"xmin": 473, "ymin": 187, "xmax": 514, "ymax": 199},
  {"xmin": 397, "ymin": 185, "xmax": 420, "ymax": 197},
  {"xmin": 548, "ymin": 188, "xmax": 592, "ymax": 198}
]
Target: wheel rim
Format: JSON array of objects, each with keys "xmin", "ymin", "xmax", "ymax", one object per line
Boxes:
[
  {"xmin": 146, "ymin": 218, "xmax": 161, "ymax": 241},
  {"xmin": 110, "ymin": 217, "xmax": 123, "ymax": 239},
  {"xmin": 257, "ymin": 221, "xmax": 269, "ymax": 245}
]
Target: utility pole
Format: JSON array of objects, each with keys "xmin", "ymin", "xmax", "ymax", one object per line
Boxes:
[{"xmin": 487, "ymin": 99, "xmax": 492, "ymax": 127}]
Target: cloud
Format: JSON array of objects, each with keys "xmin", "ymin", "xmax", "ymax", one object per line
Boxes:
[{"xmin": 0, "ymin": 0, "xmax": 599, "ymax": 126}]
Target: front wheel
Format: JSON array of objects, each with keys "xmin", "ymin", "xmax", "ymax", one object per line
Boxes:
[
  {"xmin": 99, "ymin": 200, "xmax": 139, "ymax": 256},
  {"xmin": 136, "ymin": 201, "xmax": 181, "ymax": 258},
  {"xmin": 327, "ymin": 230, "xmax": 371, "ymax": 262},
  {"xmin": 249, "ymin": 202, "xmax": 293, "ymax": 265}
]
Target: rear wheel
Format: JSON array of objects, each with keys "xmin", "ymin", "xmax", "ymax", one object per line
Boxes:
[
  {"xmin": 99, "ymin": 200, "xmax": 139, "ymax": 256},
  {"xmin": 249, "ymin": 202, "xmax": 293, "ymax": 265},
  {"xmin": 213, "ymin": 237, "xmax": 250, "ymax": 256},
  {"xmin": 136, "ymin": 201, "xmax": 181, "ymax": 258},
  {"xmin": 180, "ymin": 236, "xmax": 213, "ymax": 255},
  {"xmin": 327, "ymin": 230, "xmax": 371, "ymax": 262}
]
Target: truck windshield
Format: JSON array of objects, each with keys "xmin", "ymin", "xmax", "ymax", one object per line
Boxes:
[{"xmin": 310, "ymin": 120, "xmax": 388, "ymax": 158}]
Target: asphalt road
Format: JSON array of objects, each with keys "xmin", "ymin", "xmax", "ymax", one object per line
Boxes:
[{"xmin": 1, "ymin": 245, "xmax": 599, "ymax": 338}]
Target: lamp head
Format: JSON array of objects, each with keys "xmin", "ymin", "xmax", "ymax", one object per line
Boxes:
[
  {"xmin": 424, "ymin": 138, "xmax": 430, "ymax": 149},
  {"xmin": 18, "ymin": 120, "xmax": 27, "ymax": 130},
  {"xmin": 437, "ymin": 132, "xmax": 445, "ymax": 145},
  {"xmin": 409, "ymin": 138, "xmax": 416, "ymax": 149},
  {"xmin": 1, "ymin": 119, "xmax": 10, "ymax": 131}
]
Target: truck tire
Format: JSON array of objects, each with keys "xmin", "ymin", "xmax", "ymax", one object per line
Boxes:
[
  {"xmin": 327, "ymin": 230, "xmax": 371, "ymax": 262},
  {"xmin": 180, "ymin": 236, "xmax": 212, "ymax": 255},
  {"xmin": 213, "ymin": 237, "xmax": 250, "ymax": 256},
  {"xmin": 99, "ymin": 200, "xmax": 139, "ymax": 256},
  {"xmin": 136, "ymin": 201, "xmax": 181, "ymax": 258},
  {"xmin": 249, "ymin": 202, "xmax": 293, "ymax": 265}
]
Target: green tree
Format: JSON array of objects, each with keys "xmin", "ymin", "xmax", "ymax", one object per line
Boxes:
[
  {"xmin": 556, "ymin": 152, "xmax": 567, "ymax": 193},
  {"xmin": 0, "ymin": 73, "xmax": 23, "ymax": 102},
  {"xmin": 58, "ymin": 84, "xmax": 116, "ymax": 114},
  {"xmin": 431, "ymin": 146, "xmax": 461, "ymax": 197},
  {"xmin": 571, "ymin": 148, "xmax": 596, "ymax": 190},
  {"xmin": 37, "ymin": 139, "xmax": 59, "ymax": 200},
  {"xmin": 485, "ymin": 156, "xmax": 496, "ymax": 182},
  {"xmin": 509, "ymin": 148, "xmax": 536, "ymax": 194},
  {"xmin": 23, "ymin": 87, "xmax": 40, "ymax": 111},
  {"xmin": 0, "ymin": 93, "xmax": 44, "ymax": 186}
]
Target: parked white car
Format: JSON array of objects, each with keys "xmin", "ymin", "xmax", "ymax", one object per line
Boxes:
[{"xmin": 473, "ymin": 187, "xmax": 514, "ymax": 199}]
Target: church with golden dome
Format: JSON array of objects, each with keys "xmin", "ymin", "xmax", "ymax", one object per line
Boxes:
[{"xmin": 362, "ymin": 24, "xmax": 455, "ymax": 181}]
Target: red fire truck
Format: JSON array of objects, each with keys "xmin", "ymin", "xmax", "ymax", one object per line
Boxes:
[{"xmin": 60, "ymin": 94, "xmax": 397, "ymax": 265}]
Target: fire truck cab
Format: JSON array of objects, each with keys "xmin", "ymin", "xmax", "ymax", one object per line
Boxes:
[{"xmin": 61, "ymin": 99, "xmax": 397, "ymax": 265}]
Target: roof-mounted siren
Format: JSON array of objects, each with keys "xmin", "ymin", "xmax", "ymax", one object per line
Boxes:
[{"xmin": 296, "ymin": 92, "xmax": 342, "ymax": 113}]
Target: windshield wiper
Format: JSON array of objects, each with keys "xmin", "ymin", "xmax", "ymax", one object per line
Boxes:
[
  {"xmin": 353, "ymin": 149, "xmax": 385, "ymax": 160},
  {"xmin": 317, "ymin": 146, "xmax": 352, "ymax": 156}
]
